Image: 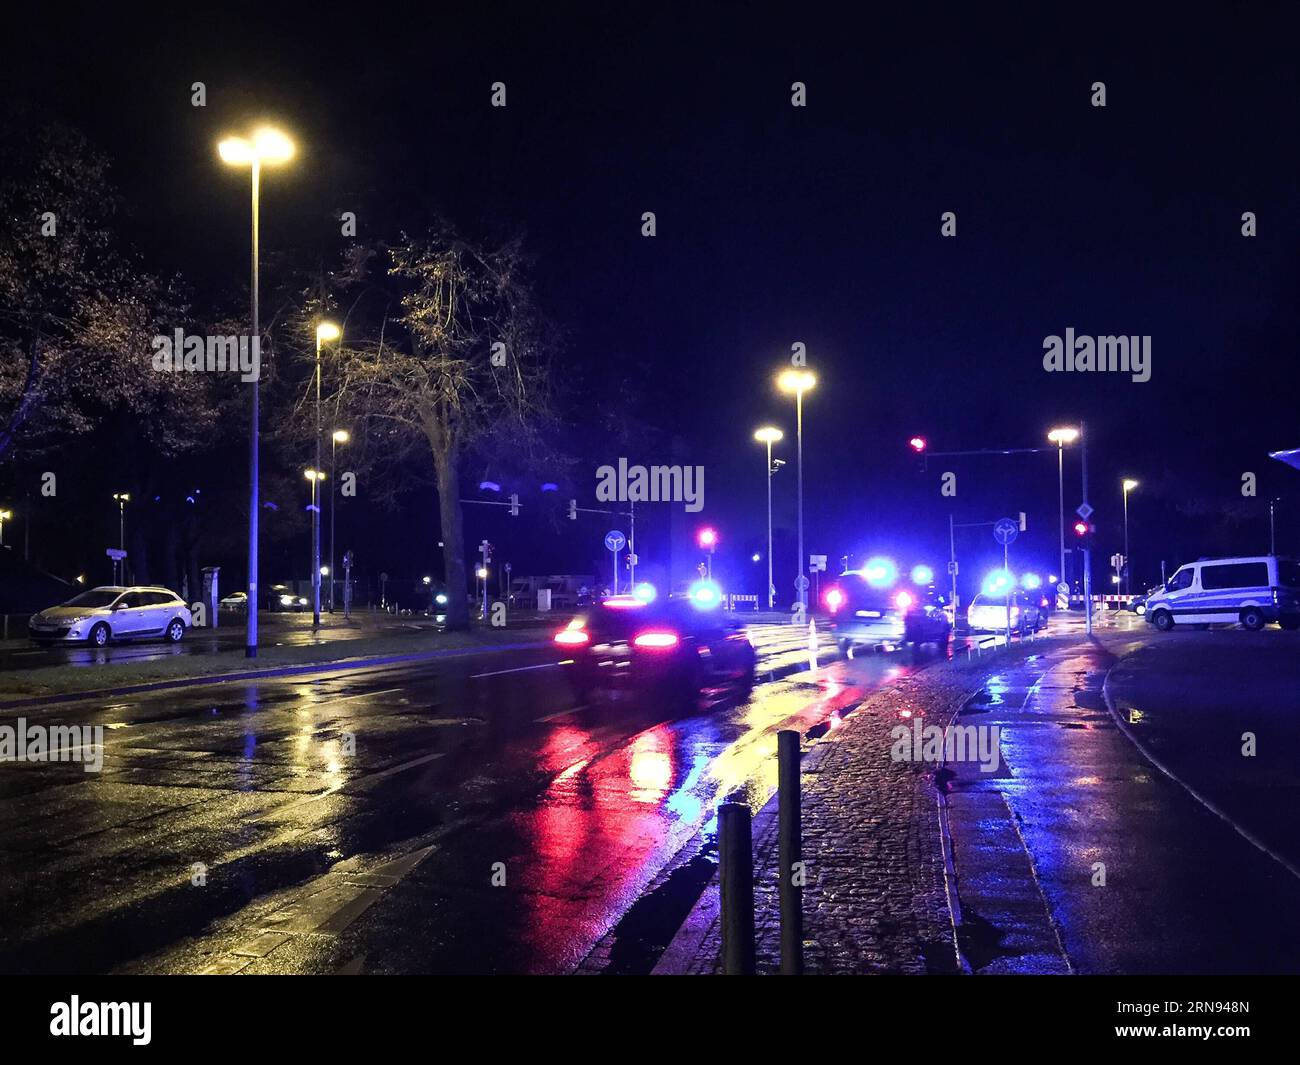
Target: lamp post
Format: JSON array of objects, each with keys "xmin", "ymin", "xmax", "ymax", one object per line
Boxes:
[
  {"xmin": 329, "ymin": 429, "xmax": 349, "ymax": 612},
  {"xmin": 0, "ymin": 508, "xmax": 10, "ymax": 548},
  {"xmin": 753, "ymin": 426, "xmax": 783, "ymax": 609},
  {"xmin": 1047, "ymin": 427, "xmax": 1079, "ymax": 589},
  {"xmin": 304, "ymin": 469, "xmax": 325, "ymax": 623},
  {"xmin": 1122, "ymin": 479, "xmax": 1139, "ymax": 594},
  {"xmin": 218, "ymin": 126, "xmax": 295, "ymax": 658},
  {"xmin": 312, "ymin": 322, "xmax": 340, "ymax": 625},
  {"xmin": 111, "ymin": 493, "xmax": 130, "ymax": 583},
  {"xmin": 777, "ymin": 370, "xmax": 816, "ymax": 616}
]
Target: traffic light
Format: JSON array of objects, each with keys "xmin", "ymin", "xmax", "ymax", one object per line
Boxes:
[
  {"xmin": 567, "ymin": 499, "xmax": 577, "ymax": 520},
  {"xmin": 697, "ymin": 527, "xmax": 718, "ymax": 549},
  {"xmin": 1073, "ymin": 519, "xmax": 1094, "ymax": 546},
  {"xmin": 908, "ymin": 436, "xmax": 927, "ymax": 452},
  {"xmin": 508, "ymin": 493, "xmax": 519, "ymax": 516}
]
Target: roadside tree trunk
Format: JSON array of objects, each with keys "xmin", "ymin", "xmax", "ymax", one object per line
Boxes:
[{"xmin": 435, "ymin": 451, "xmax": 470, "ymax": 630}]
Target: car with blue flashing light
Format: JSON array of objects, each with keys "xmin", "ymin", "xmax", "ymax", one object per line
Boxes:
[
  {"xmin": 825, "ymin": 563, "xmax": 953, "ymax": 653},
  {"xmin": 966, "ymin": 591, "xmax": 1044, "ymax": 634},
  {"xmin": 554, "ymin": 585, "xmax": 756, "ymax": 702},
  {"xmin": 1144, "ymin": 555, "xmax": 1300, "ymax": 631},
  {"xmin": 28, "ymin": 586, "xmax": 192, "ymax": 646}
]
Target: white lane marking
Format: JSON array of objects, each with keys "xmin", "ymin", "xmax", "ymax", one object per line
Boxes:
[
  {"xmin": 307, "ymin": 686, "xmax": 404, "ymax": 704},
  {"xmin": 535, "ymin": 705, "xmax": 588, "ymax": 722},
  {"xmin": 1102, "ymin": 668, "xmax": 1300, "ymax": 884},
  {"xmin": 471, "ymin": 662, "xmax": 561, "ymax": 680},
  {"xmin": 270, "ymin": 751, "xmax": 445, "ymax": 813}
]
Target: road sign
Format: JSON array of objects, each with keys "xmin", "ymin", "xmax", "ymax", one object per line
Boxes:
[
  {"xmin": 993, "ymin": 518, "xmax": 1019, "ymax": 546},
  {"xmin": 379, "ymin": 572, "xmax": 389, "ymax": 582},
  {"xmin": 947, "ymin": 560, "xmax": 959, "ymax": 575},
  {"xmin": 795, "ymin": 575, "xmax": 810, "ymax": 591},
  {"xmin": 1076, "ymin": 502, "xmax": 1094, "ymax": 520},
  {"xmin": 604, "ymin": 530, "xmax": 626, "ymax": 552},
  {"xmin": 106, "ymin": 548, "xmax": 127, "ymax": 560},
  {"xmin": 809, "ymin": 554, "xmax": 827, "ymax": 571}
]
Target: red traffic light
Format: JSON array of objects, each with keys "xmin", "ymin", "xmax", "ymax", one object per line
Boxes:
[
  {"xmin": 697, "ymin": 526, "xmax": 718, "ymax": 549},
  {"xmin": 1073, "ymin": 520, "xmax": 1090, "ymax": 537},
  {"xmin": 908, "ymin": 436, "xmax": 927, "ymax": 452}
]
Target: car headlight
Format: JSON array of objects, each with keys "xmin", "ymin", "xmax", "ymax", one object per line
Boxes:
[
  {"xmin": 279, "ymin": 595, "xmax": 294, "ymax": 605},
  {"xmin": 297, "ymin": 597, "xmax": 308, "ymax": 605}
]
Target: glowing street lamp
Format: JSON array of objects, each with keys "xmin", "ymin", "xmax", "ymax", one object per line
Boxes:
[
  {"xmin": 754, "ymin": 426, "xmax": 784, "ymax": 609},
  {"xmin": 778, "ymin": 369, "xmax": 816, "ymax": 613},
  {"xmin": 1047, "ymin": 427, "xmax": 1079, "ymax": 589},
  {"xmin": 0, "ymin": 508, "xmax": 11, "ymax": 548},
  {"xmin": 219, "ymin": 124, "xmax": 296, "ymax": 657},
  {"xmin": 1122, "ymin": 478, "xmax": 1139, "ymax": 594}
]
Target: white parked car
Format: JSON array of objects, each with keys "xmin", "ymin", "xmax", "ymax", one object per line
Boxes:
[
  {"xmin": 28, "ymin": 586, "xmax": 193, "ymax": 646},
  {"xmin": 967, "ymin": 591, "xmax": 1044, "ymax": 634},
  {"xmin": 1144, "ymin": 555, "xmax": 1300, "ymax": 632}
]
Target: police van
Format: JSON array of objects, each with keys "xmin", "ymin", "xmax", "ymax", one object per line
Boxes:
[{"xmin": 1143, "ymin": 555, "xmax": 1300, "ymax": 632}]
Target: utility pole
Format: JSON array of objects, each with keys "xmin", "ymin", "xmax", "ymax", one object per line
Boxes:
[{"xmin": 1081, "ymin": 420, "xmax": 1092, "ymax": 637}]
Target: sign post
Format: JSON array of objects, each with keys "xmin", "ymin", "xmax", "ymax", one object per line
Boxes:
[
  {"xmin": 604, "ymin": 530, "xmax": 626, "ymax": 595},
  {"xmin": 994, "ymin": 518, "xmax": 1019, "ymax": 642}
]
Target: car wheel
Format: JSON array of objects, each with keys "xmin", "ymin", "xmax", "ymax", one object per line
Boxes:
[
  {"xmin": 1280, "ymin": 615, "xmax": 1300, "ymax": 631},
  {"xmin": 1240, "ymin": 608, "xmax": 1266, "ymax": 631},
  {"xmin": 88, "ymin": 622, "xmax": 111, "ymax": 647},
  {"xmin": 166, "ymin": 618, "xmax": 186, "ymax": 642},
  {"xmin": 1152, "ymin": 610, "xmax": 1174, "ymax": 632}
]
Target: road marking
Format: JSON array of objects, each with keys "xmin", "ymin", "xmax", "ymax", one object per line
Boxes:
[
  {"xmin": 471, "ymin": 662, "xmax": 560, "ymax": 680},
  {"xmin": 267, "ymin": 751, "xmax": 445, "ymax": 814},
  {"xmin": 308, "ymin": 686, "xmax": 404, "ymax": 704},
  {"xmin": 534, "ymin": 704, "xmax": 587, "ymax": 722},
  {"xmin": 1102, "ymin": 669, "xmax": 1300, "ymax": 884}
]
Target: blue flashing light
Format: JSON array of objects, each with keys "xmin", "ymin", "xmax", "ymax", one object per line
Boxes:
[
  {"xmin": 633, "ymin": 581, "xmax": 657, "ymax": 603},
  {"xmin": 910, "ymin": 564, "xmax": 934, "ymax": 586},
  {"xmin": 982, "ymin": 569, "xmax": 1015, "ymax": 596},
  {"xmin": 1022, "ymin": 573, "xmax": 1042, "ymax": 590},
  {"xmin": 478, "ymin": 481, "xmax": 501, "ymax": 492},
  {"xmin": 688, "ymin": 579, "xmax": 723, "ymax": 609},
  {"xmin": 541, "ymin": 482, "xmax": 559, "ymax": 492},
  {"xmin": 863, "ymin": 557, "xmax": 898, "ymax": 588}
]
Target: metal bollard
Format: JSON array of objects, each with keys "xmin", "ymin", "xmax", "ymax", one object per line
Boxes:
[
  {"xmin": 778, "ymin": 728, "xmax": 804, "ymax": 974},
  {"xmin": 719, "ymin": 801, "xmax": 756, "ymax": 974}
]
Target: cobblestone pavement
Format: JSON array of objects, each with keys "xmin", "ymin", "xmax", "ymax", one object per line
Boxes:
[{"xmin": 659, "ymin": 633, "xmax": 1091, "ymax": 974}]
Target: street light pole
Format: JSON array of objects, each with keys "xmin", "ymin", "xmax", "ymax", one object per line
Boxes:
[
  {"xmin": 754, "ymin": 427, "xmax": 784, "ymax": 610},
  {"xmin": 329, "ymin": 429, "xmax": 348, "ymax": 612},
  {"xmin": 219, "ymin": 126, "xmax": 294, "ymax": 658},
  {"xmin": 778, "ymin": 371, "xmax": 815, "ymax": 616},
  {"xmin": 1122, "ymin": 479, "xmax": 1138, "ymax": 595},
  {"xmin": 1081, "ymin": 421, "xmax": 1092, "ymax": 637},
  {"xmin": 312, "ymin": 324, "xmax": 340, "ymax": 627}
]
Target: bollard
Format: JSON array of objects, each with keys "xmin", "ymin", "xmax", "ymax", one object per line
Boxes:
[
  {"xmin": 778, "ymin": 728, "xmax": 804, "ymax": 974},
  {"xmin": 719, "ymin": 801, "xmax": 756, "ymax": 974}
]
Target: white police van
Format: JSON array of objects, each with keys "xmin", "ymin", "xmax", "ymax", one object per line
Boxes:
[{"xmin": 1144, "ymin": 555, "xmax": 1300, "ymax": 632}]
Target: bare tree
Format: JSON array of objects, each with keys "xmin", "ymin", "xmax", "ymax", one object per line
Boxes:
[{"xmin": 324, "ymin": 223, "xmax": 556, "ymax": 629}]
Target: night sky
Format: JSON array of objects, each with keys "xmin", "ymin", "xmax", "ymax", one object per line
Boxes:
[{"xmin": 4, "ymin": 5, "xmax": 1297, "ymax": 600}]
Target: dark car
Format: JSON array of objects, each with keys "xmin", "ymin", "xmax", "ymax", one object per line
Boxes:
[
  {"xmin": 554, "ymin": 594, "xmax": 756, "ymax": 701},
  {"xmin": 826, "ymin": 576, "xmax": 953, "ymax": 653}
]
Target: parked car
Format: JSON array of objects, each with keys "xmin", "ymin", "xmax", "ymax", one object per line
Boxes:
[
  {"xmin": 1144, "ymin": 555, "xmax": 1300, "ymax": 631},
  {"xmin": 967, "ymin": 591, "xmax": 1044, "ymax": 634},
  {"xmin": 219, "ymin": 591, "xmax": 248, "ymax": 611},
  {"xmin": 28, "ymin": 586, "xmax": 192, "ymax": 646}
]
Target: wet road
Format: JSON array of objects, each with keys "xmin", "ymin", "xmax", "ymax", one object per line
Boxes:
[{"xmin": 0, "ymin": 622, "xmax": 947, "ymax": 974}]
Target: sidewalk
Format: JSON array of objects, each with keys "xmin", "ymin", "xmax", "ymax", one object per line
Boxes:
[{"xmin": 656, "ymin": 634, "xmax": 1091, "ymax": 974}]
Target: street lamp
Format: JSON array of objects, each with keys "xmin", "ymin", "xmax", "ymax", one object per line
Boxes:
[
  {"xmin": 310, "ymin": 321, "xmax": 341, "ymax": 626},
  {"xmin": 1122, "ymin": 478, "xmax": 1139, "ymax": 594},
  {"xmin": 304, "ymin": 469, "xmax": 325, "ymax": 618},
  {"xmin": 0, "ymin": 508, "xmax": 10, "ymax": 548},
  {"xmin": 219, "ymin": 124, "xmax": 295, "ymax": 658},
  {"xmin": 111, "ymin": 493, "xmax": 130, "ymax": 583},
  {"xmin": 777, "ymin": 369, "xmax": 816, "ymax": 615},
  {"xmin": 753, "ymin": 426, "xmax": 784, "ymax": 609},
  {"xmin": 1047, "ymin": 427, "xmax": 1079, "ymax": 591},
  {"xmin": 329, "ymin": 428, "xmax": 349, "ymax": 612}
]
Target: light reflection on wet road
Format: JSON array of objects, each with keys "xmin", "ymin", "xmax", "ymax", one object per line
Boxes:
[{"xmin": 0, "ymin": 621, "xmax": 946, "ymax": 974}]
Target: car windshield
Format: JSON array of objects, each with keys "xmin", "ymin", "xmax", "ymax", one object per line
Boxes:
[{"xmin": 61, "ymin": 590, "xmax": 120, "ymax": 609}]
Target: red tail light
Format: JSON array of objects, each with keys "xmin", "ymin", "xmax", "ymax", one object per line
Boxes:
[
  {"xmin": 554, "ymin": 628, "xmax": 589, "ymax": 646},
  {"xmin": 633, "ymin": 630, "xmax": 680, "ymax": 649},
  {"xmin": 825, "ymin": 587, "xmax": 845, "ymax": 613}
]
